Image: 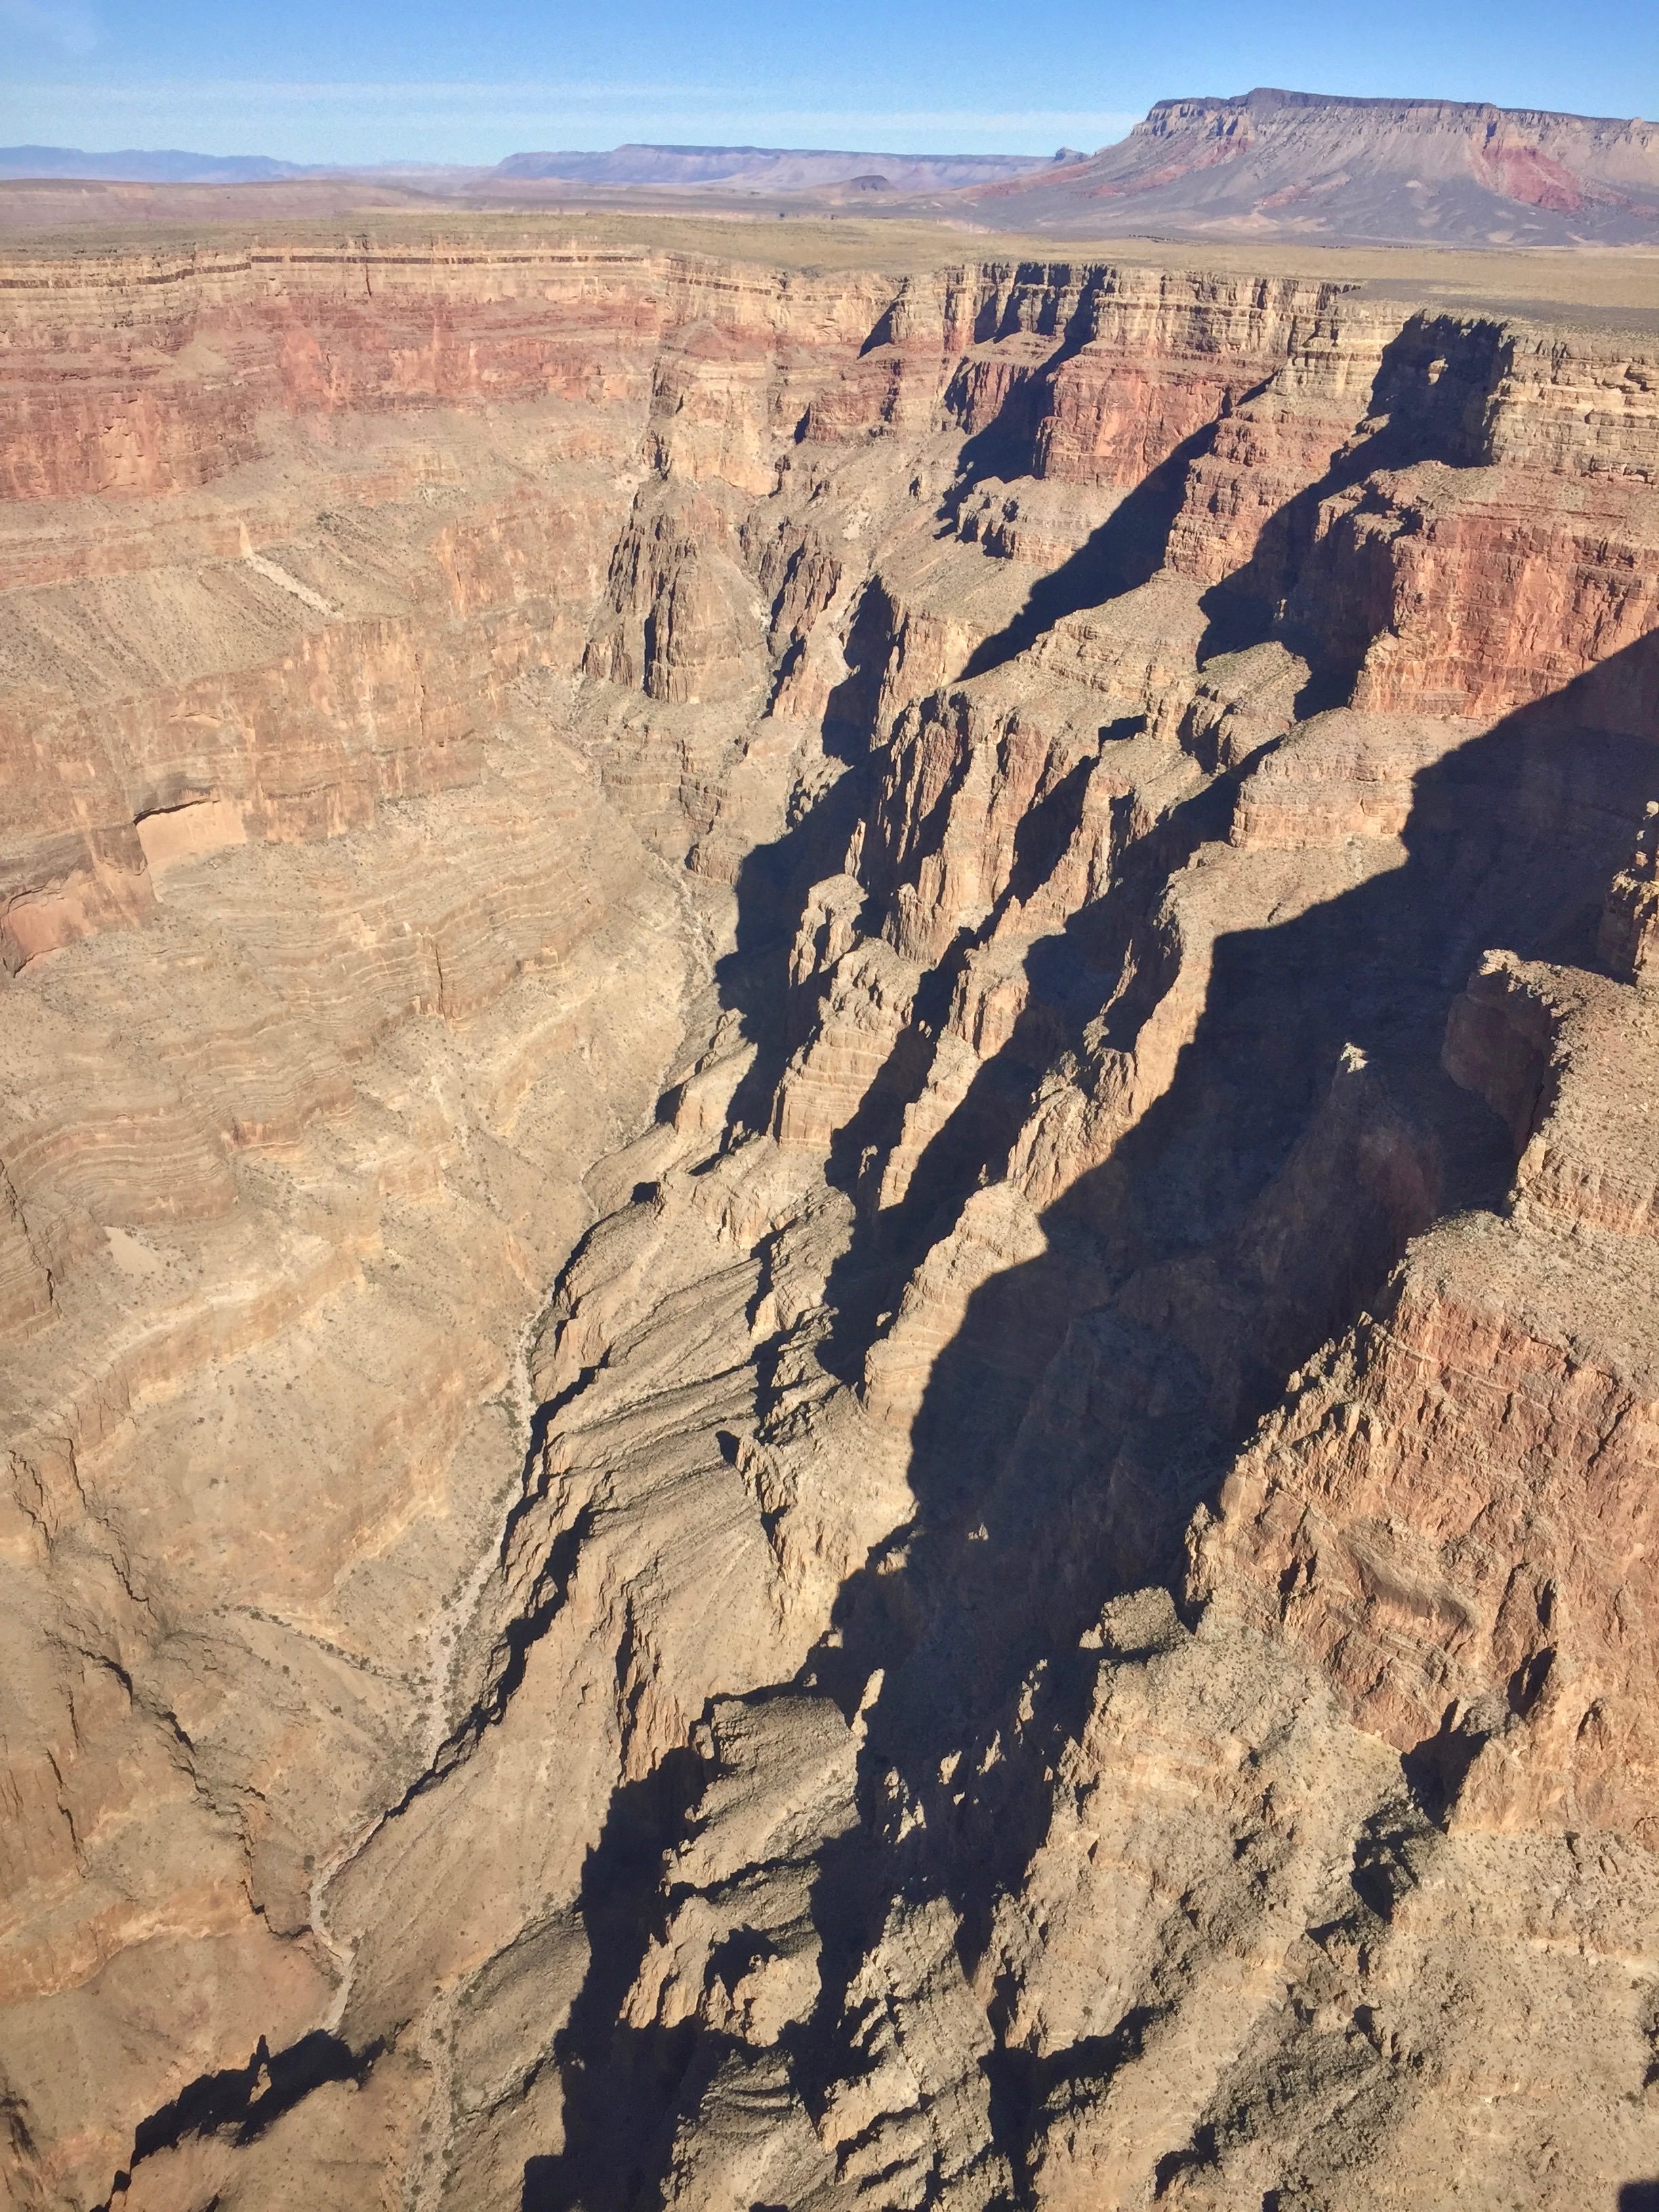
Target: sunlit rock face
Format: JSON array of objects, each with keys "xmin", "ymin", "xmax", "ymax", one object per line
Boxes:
[{"xmin": 1, "ymin": 234, "xmax": 1657, "ymax": 2212}]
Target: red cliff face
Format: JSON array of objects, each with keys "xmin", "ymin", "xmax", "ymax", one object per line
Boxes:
[{"xmin": 1, "ymin": 230, "xmax": 1656, "ymax": 2212}]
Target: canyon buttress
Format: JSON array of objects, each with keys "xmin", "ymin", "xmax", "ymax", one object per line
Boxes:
[{"xmin": 1, "ymin": 230, "xmax": 1658, "ymax": 2211}]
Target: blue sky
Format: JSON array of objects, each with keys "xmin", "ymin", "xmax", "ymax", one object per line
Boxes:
[{"xmin": 1, "ymin": 0, "xmax": 1654, "ymax": 167}]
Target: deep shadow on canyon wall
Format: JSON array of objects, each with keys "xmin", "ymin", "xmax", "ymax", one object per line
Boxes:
[
  {"xmin": 533, "ymin": 617, "xmax": 1658, "ymax": 2211},
  {"xmin": 834, "ymin": 626, "xmax": 1656, "ymax": 1828}
]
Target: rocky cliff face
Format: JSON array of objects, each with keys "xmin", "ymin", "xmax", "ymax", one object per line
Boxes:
[
  {"xmin": 961, "ymin": 87, "xmax": 1659, "ymax": 246},
  {"xmin": 1, "ymin": 235, "xmax": 1656, "ymax": 2212}
]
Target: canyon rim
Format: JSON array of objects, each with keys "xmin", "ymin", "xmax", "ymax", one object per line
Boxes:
[{"xmin": 0, "ymin": 205, "xmax": 1657, "ymax": 2212}]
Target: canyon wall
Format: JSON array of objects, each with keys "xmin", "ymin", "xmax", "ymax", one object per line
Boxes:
[{"xmin": 1, "ymin": 234, "xmax": 1656, "ymax": 2211}]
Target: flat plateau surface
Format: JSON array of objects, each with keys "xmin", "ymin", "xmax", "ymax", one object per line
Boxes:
[{"xmin": 1, "ymin": 197, "xmax": 1656, "ymax": 330}]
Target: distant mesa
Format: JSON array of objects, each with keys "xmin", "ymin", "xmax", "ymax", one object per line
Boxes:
[
  {"xmin": 0, "ymin": 137, "xmax": 1056, "ymax": 201},
  {"xmin": 956, "ymin": 87, "xmax": 1659, "ymax": 245},
  {"xmin": 487, "ymin": 143, "xmax": 1052, "ymax": 192}
]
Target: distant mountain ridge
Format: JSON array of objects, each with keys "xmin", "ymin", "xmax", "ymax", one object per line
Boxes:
[
  {"xmin": 491, "ymin": 143, "xmax": 1057, "ymax": 190},
  {"xmin": 0, "ymin": 144, "xmax": 306, "ymax": 183},
  {"xmin": 956, "ymin": 87, "xmax": 1659, "ymax": 245},
  {"xmin": 0, "ymin": 140, "xmax": 1058, "ymax": 194},
  {"xmin": 9, "ymin": 95, "xmax": 1659, "ymax": 245}
]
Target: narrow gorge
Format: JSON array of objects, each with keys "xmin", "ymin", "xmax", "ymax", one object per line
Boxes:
[{"xmin": 1, "ymin": 232, "xmax": 1657, "ymax": 2211}]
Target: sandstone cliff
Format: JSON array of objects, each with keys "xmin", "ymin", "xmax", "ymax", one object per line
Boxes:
[{"xmin": 0, "ymin": 230, "xmax": 1656, "ymax": 2212}]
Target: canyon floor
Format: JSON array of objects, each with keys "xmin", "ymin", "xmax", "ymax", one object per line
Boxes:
[{"xmin": 1, "ymin": 213, "xmax": 1657, "ymax": 2212}]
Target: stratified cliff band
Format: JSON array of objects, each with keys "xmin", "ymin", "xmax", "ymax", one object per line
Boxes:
[{"xmin": 1, "ymin": 232, "xmax": 1656, "ymax": 2211}]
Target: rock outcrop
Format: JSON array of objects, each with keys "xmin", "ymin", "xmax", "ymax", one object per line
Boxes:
[{"xmin": 1, "ymin": 229, "xmax": 1657, "ymax": 2211}]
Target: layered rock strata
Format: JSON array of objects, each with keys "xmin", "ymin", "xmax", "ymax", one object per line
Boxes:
[{"xmin": 1, "ymin": 235, "xmax": 1656, "ymax": 2211}]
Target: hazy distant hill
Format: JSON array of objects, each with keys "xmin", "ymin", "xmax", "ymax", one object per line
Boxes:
[
  {"xmin": 489, "ymin": 143, "xmax": 1061, "ymax": 192},
  {"xmin": 0, "ymin": 138, "xmax": 1063, "ymax": 200},
  {"xmin": 954, "ymin": 88, "xmax": 1659, "ymax": 245},
  {"xmin": 0, "ymin": 144, "xmax": 307, "ymax": 183}
]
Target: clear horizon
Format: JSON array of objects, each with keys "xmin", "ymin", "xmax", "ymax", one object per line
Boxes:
[{"xmin": 0, "ymin": 0, "xmax": 1653, "ymax": 168}]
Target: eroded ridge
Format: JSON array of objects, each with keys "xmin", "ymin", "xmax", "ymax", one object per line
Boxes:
[{"xmin": 1, "ymin": 237, "xmax": 1656, "ymax": 2210}]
